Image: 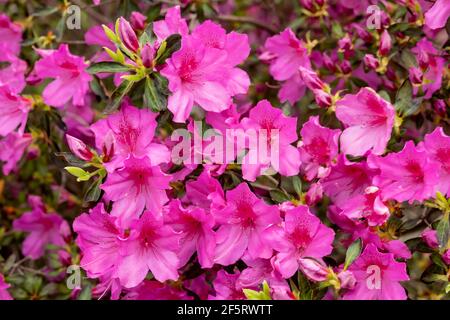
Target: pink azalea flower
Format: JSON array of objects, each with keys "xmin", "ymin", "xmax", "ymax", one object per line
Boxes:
[
  {"xmin": 298, "ymin": 116, "xmax": 341, "ymax": 181},
  {"xmin": 343, "ymin": 244, "xmax": 409, "ymax": 300},
  {"xmin": 263, "ymin": 28, "xmax": 311, "ymax": 81},
  {"xmin": 184, "ymin": 170, "xmax": 225, "ymax": 211},
  {"xmin": 209, "ymin": 269, "xmax": 246, "ymax": 300},
  {"xmin": 339, "ymin": 186, "xmax": 390, "ymax": 227},
  {"xmin": 123, "ymin": 280, "xmax": 192, "ymax": 300},
  {"xmin": 115, "ymin": 210, "xmax": 180, "ymax": 287},
  {"xmin": 163, "ymin": 200, "xmax": 216, "ymax": 268},
  {"xmin": 278, "ymin": 73, "xmax": 306, "ymax": 105},
  {"xmin": 161, "ymin": 37, "xmax": 230, "ymax": 122},
  {"xmin": 13, "ymin": 196, "xmax": 70, "ymax": 260},
  {"xmin": 73, "ymin": 204, "xmax": 123, "ymax": 280},
  {"xmin": 368, "ymin": 141, "xmax": 439, "ymax": 203},
  {"xmin": 0, "ymin": 274, "xmax": 12, "ymax": 300},
  {"xmin": 90, "ymin": 102, "xmax": 169, "ymax": 171},
  {"xmin": 268, "ymin": 205, "xmax": 335, "ymax": 279},
  {"xmin": 422, "ymin": 127, "xmax": 450, "ymax": 196},
  {"xmin": 0, "ymin": 86, "xmax": 31, "ymax": 136},
  {"xmin": 191, "ymin": 20, "xmax": 250, "ymax": 95},
  {"xmin": 240, "ymin": 100, "xmax": 301, "ymax": 181},
  {"xmin": 0, "ymin": 14, "xmax": 22, "ymax": 56},
  {"xmin": 34, "ymin": 44, "xmax": 92, "ymax": 107},
  {"xmin": 101, "ymin": 155, "xmax": 172, "ymax": 227},
  {"xmin": 213, "ymin": 183, "xmax": 281, "ymax": 265},
  {"xmin": 335, "ymin": 87, "xmax": 395, "ymax": 156},
  {"xmin": 153, "ymin": 5, "xmax": 189, "ymax": 41},
  {"xmin": 0, "ymin": 132, "xmax": 32, "ymax": 175},
  {"xmin": 321, "ymin": 155, "xmax": 375, "ymax": 207},
  {"xmin": 0, "ymin": 53, "xmax": 27, "ymax": 93},
  {"xmin": 424, "ymin": 0, "xmax": 450, "ymax": 30}
]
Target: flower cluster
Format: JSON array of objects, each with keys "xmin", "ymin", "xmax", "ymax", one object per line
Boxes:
[{"xmin": 0, "ymin": 0, "xmax": 449, "ymax": 301}]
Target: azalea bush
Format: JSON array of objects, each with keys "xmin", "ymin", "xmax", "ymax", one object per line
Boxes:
[{"xmin": 0, "ymin": 0, "xmax": 449, "ymax": 301}]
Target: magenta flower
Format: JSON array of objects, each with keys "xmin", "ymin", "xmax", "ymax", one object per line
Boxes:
[
  {"xmin": 268, "ymin": 205, "xmax": 335, "ymax": 279},
  {"xmin": 191, "ymin": 20, "xmax": 250, "ymax": 95},
  {"xmin": 336, "ymin": 87, "xmax": 395, "ymax": 157},
  {"xmin": 34, "ymin": 44, "xmax": 92, "ymax": 107},
  {"xmin": 424, "ymin": 0, "xmax": 450, "ymax": 30},
  {"xmin": 101, "ymin": 155, "xmax": 172, "ymax": 227},
  {"xmin": 321, "ymin": 155, "xmax": 375, "ymax": 207},
  {"xmin": 368, "ymin": 141, "xmax": 439, "ymax": 203},
  {"xmin": 0, "ymin": 132, "xmax": 32, "ymax": 175},
  {"xmin": 116, "ymin": 210, "xmax": 180, "ymax": 287},
  {"xmin": 0, "ymin": 274, "xmax": 12, "ymax": 300},
  {"xmin": 124, "ymin": 281, "xmax": 192, "ymax": 300},
  {"xmin": 213, "ymin": 183, "xmax": 281, "ymax": 265},
  {"xmin": 184, "ymin": 170, "xmax": 225, "ymax": 211},
  {"xmin": 0, "ymin": 14, "xmax": 22, "ymax": 56},
  {"xmin": 164, "ymin": 200, "xmax": 216, "ymax": 268},
  {"xmin": 0, "ymin": 54, "xmax": 27, "ymax": 93},
  {"xmin": 263, "ymin": 28, "xmax": 311, "ymax": 81},
  {"xmin": 153, "ymin": 5, "xmax": 189, "ymax": 41},
  {"xmin": 90, "ymin": 103, "xmax": 169, "ymax": 170},
  {"xmin": 209, "ymin": 269, "xmax": 246, "ymax": 300},
  {"xmin": 13, "ymin": 196, "xmax": 70, "ymax": 259},
  {"xmin": 422, "ymin": 127, "xmax": 450, "ymax": 196},
  {"xmin": 298, "ymin": 116, "xmax": 341, "ymax": 181},
  {"xmin": 161, "ymin": 37, "xmax": 230, "ymax": 122},
  {"xmin": 0, "ymin": 86, "xmax": 31, "ymax": 136},
  {"xmin": 339, "ymin": 186, "xmax": 390, "ymax": 227},
  {"xmin": 73, "ymin": 204, "xmax": 123, "ymax": 280},
  {"xmin": 240, "ymin": 100, "xmax": 301, "ymax": 181},
  {"xmin": 343, "ymin": 244, "xmax": 409, "ymax": 300}
]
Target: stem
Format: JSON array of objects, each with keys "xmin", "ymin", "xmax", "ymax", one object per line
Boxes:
[{"xmin": 216, "ymin": 15, "xmax": 278, "ymax": 34}]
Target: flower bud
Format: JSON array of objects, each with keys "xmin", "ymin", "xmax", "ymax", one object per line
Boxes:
[
  {"xmin": 119, "ymin": 17, "xmax": 139, "ymax": 52},
  {"xmin": 315, "ymin": 90, "xmax": 332, "ymax": 108},
  {"xmin": 305, "ymin": 183, "xmax": 323, "ymax": 206},
  {"xmin": 299, "ymin": 66, "xmax": 325, "ymax": 91},
  {"xmin": 130, "ymin": 11, "xmax": 147, "ymax": 31},
  {"xmin": 432, "ymin": 99, "xmax": 446, "ymax": 116},
  {"xmin": 298, "ymin": 258, "xmax": 329, "ymax": 282},
  {"xmin": 363, "ymin": 54, "xmax": 379, "ymax": 70},
  {"xmin": 379, "ymin": 30, "xmax": 391, "ymax": 56},
  {"xmin": 409, "ymin": 67, "xmax": 423, "ymax": 85},
  {"xmin": 338, "ymin": 270, "xmax": 356, "ymax": 290},
  {"xmin": 66, "ymin": 134, "xmax": 93, "ymax": 161},
  {"xmin": 141, "ymin": 43, "xmax": 155, "ymax": 68}
]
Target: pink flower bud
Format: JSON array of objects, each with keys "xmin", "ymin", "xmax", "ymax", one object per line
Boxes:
[
  {"xmin": 432, "ymin": 99, "xmax": 446, "ymax": 116},
  {"xmin": 298, "ymin": 258, "xmax": 329, "ymax": 282},
  {"xmin": 315, "ymin": 90, "xmax": 332, "ymax": 108},
  {"xmin": 130, "ymin": 11, "xmax": 147, "ymax": 31},
  {"xmin": 141, "ymin": 43, "xmax": 155, "ymax": 68},
  {"xmin": 422, "ymin": 228, "xmax": 439, "ymax": 248},
  {"xmin": 443, "ymin": 250, "xmax": 450, "ymax": 265},
  {"xmin": 299, "ymin": 67, "xmax": 325, "ymax": 91},
  {"xmin": 305, "ymin": 182, "xmax": 323, "ymax": 206},
  {"xmin": 363, "ymin": 54, "xmax": 379, "ymax": 70},
  {"xmin": 340, "ymin": 60, "xmax": 352, "ymax": 74},
  {"xmin": 322, "ymin": 53, "xmax": 336, "ymax": 72},
  {"xmin": 66, "ymin": 134, "xmax": 93, "ymax": 161},
  {"xmin": 338, "ymin": 270, "xmax": 356, "ymax": 289},
  {"xmin": 379, "ymin": 30, "xmax": 391, "ymax": 56},
  {"xmin": 409, "ymin": 67, "xmax": 423, "ymax": 85},
  {"xmin": 119, "ymin": 17, "xmax": 139, "ymax": 52}
]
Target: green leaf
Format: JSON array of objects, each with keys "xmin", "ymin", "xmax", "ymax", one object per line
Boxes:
[
  {"xmin": 31, "ymin": 7, "xmax": 58, "ymax": 17},
  {"xmin": 84, "ymin": 178, "xmax": 103, "ymax": 203},
  {"xmin": 144, "ymin": 75, "xmax": 167, "ymax": 112},
  {"xmin": 436, "ymin": 213, "xmax": 450, "ymax": 249},
  {"xmin": 243, "ymin": 281, "xmax": 272, "ymax": 300},
  {"xmin": 87, "ymin": 62, "xmax": 131, "ymax": 74},
  {"xmin": 146, "ymin": 3, "xmax": 162, "ymax": 22},
  {"xmin": 344, "ymin": 238, "xmax": 362, "ymax": 270},
  {"xmin": 269, "ymin": 189, "xmax": 291, "ymax": 203},
  {"xmin": 65, "ymin": 167, "xmax": 88, "ymax": 178},
  {"xmin": 77, "ymin": 284, "xmax": 92, "ymax": 300},
  {"xmin": 292, "ymin": 176, "xmax": 302, "ymax": 197},
  {"xmin": 154, "ymin": 34, "xmax": 181, "ymax": 65},
  {"xmin": 394, "ymin": 80, "xmax": 421, "ymax": 116}
]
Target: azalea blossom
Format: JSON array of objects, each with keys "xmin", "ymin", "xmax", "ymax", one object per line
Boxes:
[
  {"xmin": 213, "ymin": 183, "xmax": 281, "ymax": 265},
  {"xmin": 343, "ymin": 244, "xmax": 409, "ymax": 300},
  {"xmin": 34, "ymin": 44, "xmax": 92, "ymax": 107},
  {"xmin": 0, "ymin": 14, "xmax": 22, "ymax": 56},
  {"xmin": 153, "ymin": 5, "xmax": 189, "ymax": 41},
  {"xmin": 368, "ymin": 141, "xmax": 439, "ymax": 203},
  {"xmin": 422, "ymin": 127, "xmax": 450, "ymax": 196},
  {"xmin": 298, "ymin": 116, "xmax": 341, "ymax": 181},
  {"xmin": 424, "ymin": 0, "xmax": 450, "ymax": 30},
  {"xmin": 335, "ymin": 87, "xmax": 395, "ymax": 157},
  {"xmin": 13, "ymin": 196, "xmax": 70, "ymax": 259},
  {"xmin": 116, "ymin": 210, "xmax": 180, "ymax": 287},
  {"xmin": 268, "ymin": 205, "xmax": 335, "ymax": 279},
  {"xmin": 0, "ymin": 274, "xmax": 12, "ymax": 300},
  {"xmin": 101, "ymin": 155, "xmax": 172, "ymax": 227},
  {"xmin": 164, "ymin": 200, "xmax": 216, "ymax": 268},
  {"xmin": 240, "ymin": 100, "xmax": 301, "ymax": 181},
  {"xmin": 0, "ymin": 132, "xmax": 32, "ymax": 175},
  {"xmin": 0, "ymin": 86, "xmax": 31, "ymax": 136}
]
